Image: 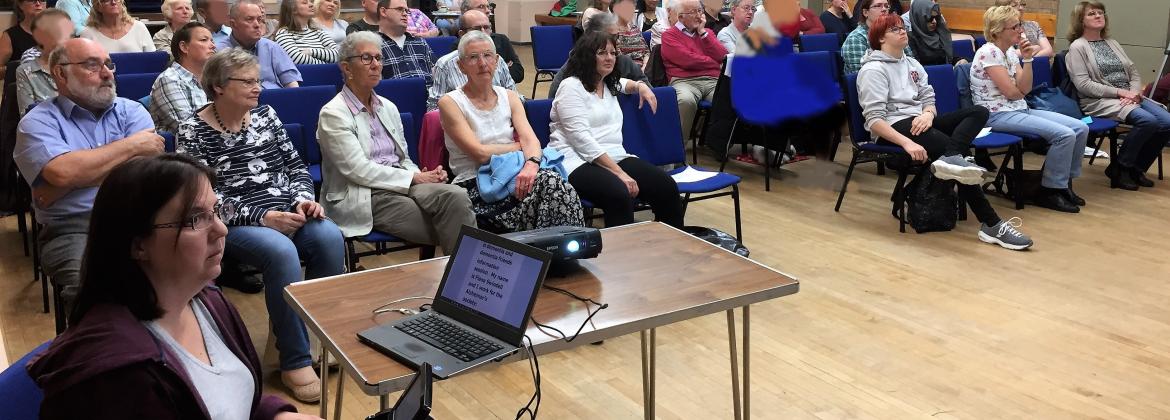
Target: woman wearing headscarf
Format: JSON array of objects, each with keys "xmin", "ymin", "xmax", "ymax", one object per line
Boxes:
[{"xmin": 906, "ymin": 0, "xmax": 955, "ymax": 66}]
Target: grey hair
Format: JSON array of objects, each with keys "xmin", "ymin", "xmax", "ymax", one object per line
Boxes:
[
  {"xmin": 584, "ymin": 12, "xmax": 617, "ymax": 34},
  {"xmin": 338, "ymin": 31, "xmax": 381, "ymax": 62},
  {"xmin": 668, "ymin": 0, "xmax": 695, "ymax": 13},
  {"xmin": 47, "ymin": 44, "xmax": 70, "ymax": 73},
  {"xmin": 314, "ymin": 0, "xmax": 341, "ymax": 20},
  {"xmin": 459, "ymin": 0, "xmax": 475, "ymax": 12},
  {"xmin": 161, "ymin": 0, "xmax": 191, "ymax": 20},
  {"xmin": 229, "ymin": 0, "xmax": 265, "ymax": 19},
  {"xmin": 201, "ymin": 47, "xmax": 259, "ymax": 99},
  {"xmin": 456, "ymin": 30, "xmax": 495, "ymax": 56}
]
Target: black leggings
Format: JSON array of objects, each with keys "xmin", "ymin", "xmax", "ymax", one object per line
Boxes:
[
  {"xmin": 568, "ymin": 157, "xmax": 685, "ymax": 228},
  {"xmin": 880, "ymin": 106, "xmax": 1002, "ymax": 226}
]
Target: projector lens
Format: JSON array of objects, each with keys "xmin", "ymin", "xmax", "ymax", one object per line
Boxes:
[{"xmin": 566, "ymin": 240, "xmax": 580, "ymax": 253}]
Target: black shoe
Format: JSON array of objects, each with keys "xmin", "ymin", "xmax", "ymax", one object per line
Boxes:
[
  {"xmin": 1033, "ymin": 188, "xmax": 1080, "ymax": 213},
  {"xmin": 1105, "ymin": 163, "xmax": 1140, "ymax": 191},
  {"xmin": 1129, "ymin": 168, "xmax": 1155, "ymax": 187},
  {"xmin": 216, "ymin": 264, "xmax": 264, "ymax": 294},
  {"xmin": 1065, "ymin": 186, "xmax": 1085, "ymax": 206},
  {"xmin": 974, "ymin": 150, "xmax": 997, "ymax": 172}
]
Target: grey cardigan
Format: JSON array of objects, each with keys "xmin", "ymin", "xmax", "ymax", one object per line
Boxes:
[{"xmin": 1065, "ymin": 38, "xmax": 1141, "ymax": 120}]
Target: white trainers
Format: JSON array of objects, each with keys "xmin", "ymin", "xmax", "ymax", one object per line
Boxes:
[{"xmin": 931, "ymin": 155, "xmax": 987, "ymax": 185}]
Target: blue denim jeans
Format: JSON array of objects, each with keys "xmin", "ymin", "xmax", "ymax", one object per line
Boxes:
[
  {"xmin": 225, "ymin": 218, "xmax": 345, "ymax": 371},
  {"xmin": 1122, "ymin": 99, "xmax": 1170, "ymax": 171},
  {"xmin": 988, "ymin": 109, "xmax": 1089, "ymax": 189}
]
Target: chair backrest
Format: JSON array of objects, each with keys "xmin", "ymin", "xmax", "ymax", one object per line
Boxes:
[
  {"xmin": 642, "ymin": 30, "xmax": 651, "ymax": 47},
  {"xmin": 523, "ymin": 99, "xmax": 554, "ymax": 147},
  {"xmin": 110, "ymin": 51, "xmax": 168, "ymax": 74},
  {"xmin": 5, "ymin": 60, "xmax": 18, "ymax": 83},
  {"xmin": 424, "ymin": 36, "xmax": 457, "ymax": 60},
  {"xmin": 799, "ymin": 33, "xmax": 843, "ymax": 53},
  {"xmin": 530, "ymin": 25, "xmax": 574, "ymax": 70},
  {"xmin": 924, "ymin": 64, "xmax": 960, "ymax": 114},
  {"xmin": 161, "ymin": 131, "xmax": 175, "ymax": 153},
  {"xmin": 0, "ymin": 341, "xmax": 50, "ymax": 420},
  {"xmin": 621, "ymin": 86, "xmax": 686, "ymax": 166},
  {"xmin": 115, "ymin": 72, "xmax": 160, "ymax": 100},
  {"xmin": 282, "ymin": 123, "xmax": 314, "ymax": 166},
  {"xmin": 952, "ymin": 39, "xmax": 976, "ymax": 61},
  {"xmin": 1051, "ymin": 50, "xmax": 1080, "ymax": 101},
  {"xmin": 953, "ymin": 62, "xmax": 974, "ymax": 110},
  {"xmin": 258, "ymin": 85, "xmax": 336, "ymax": 164},
  {"xmin": 974, "ymin": 36, "xmax": 987, "ymax": 50},
  {"xmin": 374, "ymin": 77, "xmax": 427, "ymax": 141},
  {"xmin": 1031, "ymin": 55, "xmax": 1052, "ymax": 88},
  {"xmin": 400, "ymin": 112, "xmax": 419, "ymax": 163},
  {"xmin": 844, "ymin": 72, "xmax": 872, "ymax": 145},
  {"xmin": 296, "ymin": 63, "xmax": 343, "ymax": 90}
]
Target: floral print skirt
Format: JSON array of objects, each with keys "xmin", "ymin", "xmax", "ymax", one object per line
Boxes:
[{"xmin": 456, "ymin": 169, "xmax": 585, "ymax": 233}]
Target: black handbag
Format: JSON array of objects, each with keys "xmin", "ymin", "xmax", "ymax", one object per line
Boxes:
[{"xmin": 901, "ymin": 171, "xmax": 958, "ymax": 234}]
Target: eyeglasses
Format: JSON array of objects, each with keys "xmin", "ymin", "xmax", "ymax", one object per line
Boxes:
[
  {"xmin": 346, "ymin": 53, "xmax": 383, "ymax": 64},
  {"xmin": 98, "ymin": 0, "xmax": 121, "ymax": 4},
  {"xmin": 678, "ymin": 9, "xmax": 702, "ymax": 16},
  {"xmin": 20, "ymin": 0, "xmax": 48, "ymax": 4},
  {"xmin": 381, "ymin": 6, "xmax": 407, "ymax": 13},
  {"xmin": 868, "ymin": 3, "xmax": 889, "ymax": 10},
  {"xmin": 472, "ymin": 3, "xmax": 489, "ymax": 11},
  {"xmin": 228, "ymin": 77, "xmax": 262, "ymax": 88},
  {"xmin": 152, "ymin": 202, "xmax": 235, "ymax": 231},
  {"xmin": 595, "ymin": 49, "xmax": 618, "ymax": 57},
  {"xmin": 886, "ymin": 26, "xmax": 906, "ymax": 34},
  {"xmin": 461, "ymin": 51, "xmax": 496, "ymax": 62},
  {"xmin": 1085, "ymin": 10, "xmax": 1106, "ymax": 18},
  {"xmin": 58, "ymin": 59, "xmax": 116, "ymax": 73},
  {"xmin": 463, "ymin": 24, "xmax": 492, "ymax": 32},
  {"xmin": 1006, "ymin": 23, "xmax": 1022, "ymax": 31},
  {"xmin": 734, "ymin": 5, "xmax": 754, "ymax": 12}
]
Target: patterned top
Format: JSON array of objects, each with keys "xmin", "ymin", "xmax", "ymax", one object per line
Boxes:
[
  {"xmin": 406, "ymin": 9, "xmax": 437, "ymax": 35},
  {"xmin": 1089, "ymin": 40, "xmax": 1129, "ymax": 89},
  {"xmin": 841, "ymin": 23, "xmax": 912, "ymax": 74},
  {"xmin": 426, "ymin": 49, "xmax": 517, "ymax": 111},
  {"xmin": 272, "ymin": 27, "xmax": 340, "ymax": 65},
  {"xmin": 970, "ymin": 43, "xmax": 1027, "ymax": 113},
  {"xmin": 150, "ymin": 63, "xmax": 210, "ymax": 133},
  {"xmin": 616, "ymin": 29, "xmax": 649, "ymax": 68},
  {"xmin": 1021, "ymin": 20, "xmax": 1045, "ymax": 46},
  {"xmin": 176, "ymin": 104, "xmax": 315, "ymax": 226},
  {"xmin": 14, "ymin": 58, "xmax": 56, "ymax": 116},
  {"xmin": 379, "ymin": 32, "xmax": 435, "ymax": 87}
]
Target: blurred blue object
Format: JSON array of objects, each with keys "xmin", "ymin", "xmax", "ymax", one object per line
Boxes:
[{"xmin": 730, "ymin": 37, "xmax": 841, "ymax": 125}]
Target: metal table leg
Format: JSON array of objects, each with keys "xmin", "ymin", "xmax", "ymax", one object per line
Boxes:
[
  {"xmin": 319, "ymin": 342, "xmax": 330, "ymax": 419},
  {"xmin": 380, "ymin": 394, "xmax": 390, "ymax": 410},
  {"xmin": 333, "ymin": 367, "xmax": 345, "ymax": 420},
  {"xmin": 726, "ymin": 306, "xmax": 752, "ymax": 420},
  {"xmin": 641, "ymin": 328, "xmax": 657, "ymax": 420},
  {"xmin": 727, "ymin": 310, "xmax": 742, "ymax": 420}
]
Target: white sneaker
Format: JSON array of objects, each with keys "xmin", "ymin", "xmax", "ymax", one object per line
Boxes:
[
  {"xmin": 931, "ymin": 155, "xmax": 987, "ymax": 185},
  {"xmin": 1083, "ymin": 146, "xmax": 1109, "ymax": 158}
]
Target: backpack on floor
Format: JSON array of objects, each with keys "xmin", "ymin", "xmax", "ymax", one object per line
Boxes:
[
  {"xmin": 901, "ymin": 171, "xmax": 959, "ymax": 234},
  {"xmin": 681, "ymin": 226, "xmax": 749, "ymax": 257}
]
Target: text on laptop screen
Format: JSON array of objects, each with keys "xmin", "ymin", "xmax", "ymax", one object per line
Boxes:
[{"xmin": 440, "ymin": 235, "xmax": 544, "ymax": 329}]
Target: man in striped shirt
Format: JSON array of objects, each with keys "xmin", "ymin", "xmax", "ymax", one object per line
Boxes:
[
  {"xmin": 376, "ymin": 0, "xmax": 435, "ymax": 87},
  {"xmin": 425, "ymin": 10, "xmax": 517, "ymax": 111}
]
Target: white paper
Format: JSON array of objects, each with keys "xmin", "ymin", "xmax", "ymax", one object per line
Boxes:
[
  {"xmin": 671, "ymin": 166, "xmax": 719, "ymax": 183},
  {"xmin": 976, "ymin": 127, "xmax": 993, "ymax": 138}
]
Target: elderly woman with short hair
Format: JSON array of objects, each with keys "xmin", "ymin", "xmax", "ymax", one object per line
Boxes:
[
  {"xmin": 80, "ymin": 0, "xmax": 155, "ymax": 52},
  {"xmin": 438, "ymin": 31, "xmax": 585, "ymax": 232},
  {"xmin": 153, "ymin": 0, "xmax": 195, "ymax": 56},
  {"xmin": 150, "ymin": 22, "xmax": 215, "ymax": 132},
  {"xmin": 312, "ymin": 0, "xmax": 348, "ymax": 45},
  {"xmin": 271, "ymin": 0, "xmax": 339, "ymax": 64},
  {"xmin": 176, "ymin": 47, "xmax": 345, "ymax": 403}
]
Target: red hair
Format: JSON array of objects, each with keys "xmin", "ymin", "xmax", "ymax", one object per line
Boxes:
[{"xmin": 868, "ymin": 15, "xmax": 905, "ymax": 51}]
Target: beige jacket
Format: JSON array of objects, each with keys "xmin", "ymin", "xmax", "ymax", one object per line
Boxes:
[
  {"xmin": 1065, "ymin": 38, "xmax": 1141, "ymax": 120},
  {"xmin": 317, "ymin": 93, "xmax": 419, "ymax": 237}
]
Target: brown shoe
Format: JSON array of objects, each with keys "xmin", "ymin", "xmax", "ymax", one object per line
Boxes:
[{"xmin": 281, "ymin": 368, "xmax": 322, "ymax": 403}]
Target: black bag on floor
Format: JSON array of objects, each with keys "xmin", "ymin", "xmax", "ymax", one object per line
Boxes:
[
  {"xmin": 988, "ymin": 168, "xmax": 1044, "ymax": 203},
  {"xmin": 681, "ymin": 226, "xmax": 749, "ymax": 257},
  {"xmin": 901, "ymin": 171, "xmax": 958, "ymax": 234}
]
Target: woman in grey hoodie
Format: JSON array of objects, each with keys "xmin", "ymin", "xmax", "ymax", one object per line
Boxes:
[{"xmin": 857, "ymin": 15, "xmax": 1032, "ymax": 250}]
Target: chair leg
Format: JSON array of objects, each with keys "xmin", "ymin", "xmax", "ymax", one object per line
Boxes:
[
  {"xmin": 877, "ymin": 162, "xmax": 887, "ymax": 176},
  {"xmin": 18, "ymin": 210, "xmax": 29, "ymax": 257},
  {"xmin": 1014, "ymin": 144, "xmax": 1025, "ymax": 210},
  {"xmin": 894, "ymin": 168, "xmax": 910, "ymax": 234},
  {"xmin": 763, "ymin": 145, "xmax": 771, "ymax": 192},
  {"xmin": 419, "ymin": 246, "xmax": 436, "ymax": 260},
  {"xmin": 718, "ymin": 118, "xmax": 740, "ymax": 172},
  {"xmin": 345, "ymin": 239, "xmax": 358, "ymax": 273},
  {"xmin": 828, "ymin": 128, "xmax": 842, "ymax": 163},
  {"xmin": 1089, "ymin": 133, "xmax": 1104, "ymax": 166},
  {"xmin": 53, "ymin": 283, "xmax": 65, "ymax": 335},
  {"xmin": 834, "ymin": 154, "xmax": 859, "ymax": 212},
  {"xmin": 731, "ymin": 185, "xmax": 742, "ymax": 243},
  {"xmin": 531, "ymin": 77, "xmax": 538, "ymax": 99},
  {"xmin": 1159, "ymin": 152, "xmax": 1164, "ymax": 180}
]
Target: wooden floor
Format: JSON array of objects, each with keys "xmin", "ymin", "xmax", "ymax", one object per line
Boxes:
[{"xmin": 3, "ymin": 45, "xmax": 1170, "ymax": 419}]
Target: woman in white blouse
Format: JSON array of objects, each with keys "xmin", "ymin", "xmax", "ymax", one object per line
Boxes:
[
  {"xmin": 271, "ymin": 0, "xmax": 339, "ymax": 64},
  {"xmin": 80, "ymin": 0, "xmax": 156, "ymax": 53},
  {"xmin": 311, "ymin": 0, "xmax": 347, "ymax": 45},
  {"xmin": 548, "ymin": 31, "xmax": 683, "ymax": 228}
]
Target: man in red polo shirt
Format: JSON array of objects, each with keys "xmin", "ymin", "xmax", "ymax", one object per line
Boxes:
[{"xmin": 661, "ymin": 0, "xmax": 727, "ymax": 139}]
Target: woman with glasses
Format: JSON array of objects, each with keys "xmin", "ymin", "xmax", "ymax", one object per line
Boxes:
[
  {"xmin": 993, "ymin": 0, "xmax": 1053, "ymax": 57},
  {"xmin": 80, "ymin": 0, "xmax": 156, "ymax": 53},
  {"xmin": 150, "ymin": 22, "xmax": 215, "ymax": 133},
  {"xmin": 0, "ymin": 0, "xmax": 45, "ymax": 80},
  {"xmin": 972, "ymin": 6, "xmax": 1088, "ymax": 213},
  {"xmin": 841, "ymin": 0, "xmax": 910, "ymax": 74},
  {"xmin": 1066, "ymin": 1, "xmax": 1170, "ymax": 190},
  {"xmin": 28, "ymin": 155, "xmax": 319, "ymax": 420},
  {"xmin": 312, "ymin": 0, "xmax": 348, "ymax": 45},
  {"xmin": 271, "ymin": 0, "xmax": 339, "ymax": 64},
  {"xmin": 153, "ymin": 0, "xmax": 194, "ymax": 57},
  {"xmin": 548, "ymin": 32, "xmax": 681, "ymax": 228},
  {"xmin": 439, "ymin": 31, "xmax": 585, "ymax": 232},
  {"xmin": 176, "ymin": 48, "xmax": 345, "ymax": 403}
]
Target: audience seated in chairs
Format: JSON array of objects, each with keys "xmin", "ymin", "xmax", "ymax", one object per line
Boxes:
[
  {"xmin": 14, "ymin": 38, "xmax": 165, "ymax": 319},
  {"xmin": 612, "ymin": 0, "xmax": 649, "ymax": 69},
  {"xmin": 313, "ymin": 0, "xmax": 349, "ymax": 44},
  {"xmin": 820, "ymin": 0, "xmax": 855, "ymax": 38},
  {"xmin": 176, "ymin": 48, "xmax": 343, "ymax": 403},
  {"xmin": 548, "ymin": 13, "xmax": 649, "ymax": 99},
  {"xmin": 905, "ymin": 0, "xmax": 958, "ymax": 66},
  {"xmin": 858, "ymin": 15, "xmax": 1032, "ymax": 250},
  {"xmin": 406, "ymin": 0, "xmax": 440, "ymax": 37},
  {"xmin": 460, "ymin": 0, "xmax": 524, "ymax": 83},
  {"xmin": 55, "ymin": 0, "xmax": 91, "ymax": 36},
  {"xmin": 195, "ymin": 0, "xmax": 234, "ymax": 44},
  {"xmin": 426, "ymin": 11, "xmax": 517, "ymax": 111},
  {"xmin": 647, "ymin": 3, "xmax": 678, "ymax": 48},
  {"xmin": 27, "ymin": 154, "xmax": 312, "ymax": 420},
  {"xmin": 319, "ymin": 32, "xmax": 476, "ymax": 252},
  {"xmin": 973, "ymin": 6, "xmax": 1088, "ymax": 213},
  {"xmin": 346, "ymin": 0, "xmax": 381, "ymax": 34},
  {"xmin": 842, "ymin": 0, "xmax": 911, "ymax": 74},
  {"xmin": 217, "ymin": 0, "xmax": 303, "ymax": 88},
  {"xmin": 717, "ymin": 0, "xmax": 754, "ymax": 57},
  {"xmin": 0, "ymin": 0, "xmax": 44, "ymax": 78},
  {"xmin": 15, "ymin": 10, "xmax": 72, "ymax": 116},
  {"xmin": 150, "ymin": 22, "xmax": 214, "ymax": 132},
  {"xmin": 438, "ymin": 32, "xmax": 585, "ymax": 232},
  {"xmin": 580, "ymin": 0, "xmax": 613, "ymax": 29},
  {"xmin": 376, "ymin": 0, "xmax": 436, "ymax": 86},
  {"xmin": 1065, "ymin": 0, "xmax": 1170, "ymax": 191},
  {"xmin": 993, "ymin": 0, "xmax": 1054, "ymax": 58},
  {"xmin": 700, "ymin": 0, "xmax": 731, "ymax": 34},
  {"xmin": 80, "ymin": 0, "xmax": 156, "ymax": 53},
  {"xmin": 661, "ymin": 0, "xmax": 726, "ymax": 142},
  {"xmin": 640, "ymin": 0, "xmax": 663, "ymax": 32},
  {"xmin": 272, "ymin": 0, "xmax": 340, "ymax": 65},
  {"xmin": 153, "ymin": 0, "xmax": 195, "ymax": 57},
  {"xmin": 548, "ymin": 32, "xmax": 683, "ymax": 228}
]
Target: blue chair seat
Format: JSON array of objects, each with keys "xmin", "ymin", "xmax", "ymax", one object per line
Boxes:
[
  {"xmin": 359, "ymin": 230, "xmax": 405, "ymax": 243},
  {"xmin": 698, "ymin": 100, "xmax": 712, "ymax": 109},
  {"xmin": 307, "ymin": 164, "xmax": 321, "ymax": 184},
  {"xmin": 1087, "ymin": 118, "xmax": 1118, "ymax": 133},
  {"xmin": 972, "ymin": 132, "xmax": 1022, "ymax": 149},
  {"xmin": 580, "ymin": 198, "xmax": 594, "ymax": 208},
  {"xmin": 857, "ymin": 142, "xmax": 908, "ymax": 155},
  {"xmin": 667, "ymin": 166, "xmax": 741, "ymax": 193}
]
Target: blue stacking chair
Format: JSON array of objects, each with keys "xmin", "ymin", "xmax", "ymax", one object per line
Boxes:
[
  {"xmin": 0, "ymin": 341, "xmax": 50, "ymax": 420},
  {"xmin": 424, "ymin": 36, "xmax": 457, "ymax": 60},
  {"xmin": 529, "ymin": 25, "xmax": 574, "ymax": 98},
  {"xmin": 114, "ymin": 72, "xmax": 159, "ymax": 101},
  {"xmin": 642, "ymin": 30, "xmax": 651, "ymax": 47},
  {"xmin": 110, "ymin": 51, "xmax": 168, "ymax": 74},
  {"xmin": 838, "ymin": 73, "xmax": 925, "ymax": 233},
  {"xmin": 161, "ymin": 131, "xmax": 175, "ymax": 153},
  {"xmin": 952, "ymin": 39, "xmax": 976, "ymax": 62},
  {"xmin": 974, "ymin": 36, "xmax": 987, "ymax": 49},
  {"xmin": 258, "ymin": 85, "xmax": 336, "ymax": 184},
  {"xmin": 343, "ymin": 112, "xmax": 436, "ymax": 271},
  {"xmin": 523, "ymin": 99, "xmax": 554, "ymax": 147},
  {"xmin": 626, "ymin": 87, "xmax": 743, "ymax": 240},
  {"xmin": 926, "ymin": 64, "xmax": 1027, "ymax": 210},
  {"xmin": 799, "ymin": 33, "xmax": 842, "ymax": 53},
  {"xmin": 297, "ymin": 63, "xmax": 343, "ymax": 90},
  {"xmin": 280, "ymin": 123, "xmax": 320, "ymax": 185},
  {"xmin": 375, "ymin": 77, "xmax": 427, "ymax": 143}
]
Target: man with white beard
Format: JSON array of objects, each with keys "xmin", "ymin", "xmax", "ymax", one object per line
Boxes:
[{"xmin": 14, "ymin": 38, "xmax": 164, "ymax": 317}]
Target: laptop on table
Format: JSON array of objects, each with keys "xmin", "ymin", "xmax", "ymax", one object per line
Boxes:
[{"xmin": 358, "ymin": 225, "xmax": 552, "ymax": 379}]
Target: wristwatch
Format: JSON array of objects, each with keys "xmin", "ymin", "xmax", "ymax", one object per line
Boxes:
[{"xmin": 527, "ymin": 156, "xmax": 541, "ymax": 165}]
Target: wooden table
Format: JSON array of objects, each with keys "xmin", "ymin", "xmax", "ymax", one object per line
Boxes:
[
  {"xmin": 284, "ymin": 222, "xmax": 799, "ymax": 420},
  {"xmin": 534, "ymin": 14, "xmax": 578, "ymax": 26}
]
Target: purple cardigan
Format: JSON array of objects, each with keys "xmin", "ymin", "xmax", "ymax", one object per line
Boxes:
[{"xmin": 27, "ymin": 287, "xmax": 296, "ymax": 420}]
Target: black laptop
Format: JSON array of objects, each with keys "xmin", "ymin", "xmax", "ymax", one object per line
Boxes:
[{"xmin": 358, "ymin": 225, "xmax": 552, "ymax": 379}]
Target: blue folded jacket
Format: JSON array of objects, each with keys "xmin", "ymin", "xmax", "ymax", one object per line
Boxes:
[{"xmin": 476, "ymin": 147, "xmax": 567, "ymax": 203}]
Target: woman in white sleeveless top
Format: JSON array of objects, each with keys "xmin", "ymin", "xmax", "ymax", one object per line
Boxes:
[{"xmin": 438, "ymin": 31, "xmax": 584, "ymax": 232}]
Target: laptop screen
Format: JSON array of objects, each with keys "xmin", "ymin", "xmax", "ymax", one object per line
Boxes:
[{"xmin": 438, "ymin": 233, "xmax": 546, "ymax": 329}]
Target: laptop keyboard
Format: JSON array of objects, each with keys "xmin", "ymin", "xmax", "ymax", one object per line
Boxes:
[{"xmin": 396, "ymin": 314, "xmax": 505, "ymax": 362}]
